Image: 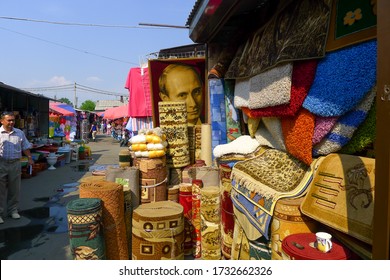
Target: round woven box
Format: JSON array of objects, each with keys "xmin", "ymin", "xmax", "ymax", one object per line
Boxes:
[{"xmin": 132, "ymin": 200, "xmax": 184, "ymax": 260}]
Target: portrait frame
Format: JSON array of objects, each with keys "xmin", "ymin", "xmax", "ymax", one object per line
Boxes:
[{"xmin": 148, "ymin": 57, "xmax": 207, "ymax": 128}]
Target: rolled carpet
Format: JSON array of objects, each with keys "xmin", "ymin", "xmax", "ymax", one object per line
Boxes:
[
  {"xmin": 67, "ymin": 198, "xmax": 106, "ymax": 260},
  {"xmin": 79, "ymin": 181, "xmax": 129, "ymax": 260}
]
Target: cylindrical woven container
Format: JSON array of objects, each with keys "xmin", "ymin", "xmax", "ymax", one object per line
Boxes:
[
  {"xmin": 219, "ymin": 163, "xmax": 235, "ymax": 260},
  {"xmin": 119, "ymin": 149, "xmax": 132, "ymax": 167},
  {"xmin": 133, "ymin": 156, "xmax": 167, "ymax": 204},
  {"xmin": 132, "ymin": 200, "xmax": 185, "ymax": 260},
  {"xmin": 200, "ymin": 186, "xmax": 221, "ymax": 260},
  {"xmin": 79, "ymin": 181, "xmax": 129, "ymax": 260},
  {"xmin": 159, "ymin": 101, "xmax": 190, "ymax": 168},
  {"xmin": 105, "ymin": 166, "xmax": 140, "ymax": 208},
  {"xmin": 178, "ymin": 183, "xmax": 193, "ymax": 256},
  {"xmin": 271, "ymin": 197, "xmax": 318, "ymax": 260},
  {"xmin": 167, "ymin": 184, "xmax": 180, "ymax": 203},
  {"xmin": 192, "ymin": 179, "xmax": 203, "ymax": 258},
  {"xmin": 79, "ymin": 175, "xmax": 106, "ymax": 183},
  {"xmin": 67, "ymin": 198, "xmax": 106, "ymax": 260}
]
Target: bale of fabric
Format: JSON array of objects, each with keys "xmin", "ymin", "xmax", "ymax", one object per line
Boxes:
[
  {"xmin": 159, "ymin": 101, "xmax": 190, "ymax": 168},
  {"xmin": 133, "ymin": 156, "xmax": 167, "ymax": 204},
  {"xmin": 79, "ymin": 181, "xmax": 129, "ymax": 260},
  {"xmin": 178, "ymin": 183, "xmax": 194, "ymax": 256},
  {"xmin": 66, "ymin": 198, "xmax": 106, "ymax": 260},
  {"xmin": 200, "ymin": 186, "xmax": 221, "ymax": 260},
  {"xmin": 270, "ymin": 197, "xmax": 319, "ymax": 260},
  {"xmin": 132, "ymin": 200, "xmax": 185, "ymax": 260}
]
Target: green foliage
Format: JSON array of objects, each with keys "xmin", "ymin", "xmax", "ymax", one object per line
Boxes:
[
  {"xmin": 79, "ymin": 100, "xmax": 96, "ymax": 111},
  {"xmin": 58, "ymin": 98, "xmax": 73, "ymax": 106}
]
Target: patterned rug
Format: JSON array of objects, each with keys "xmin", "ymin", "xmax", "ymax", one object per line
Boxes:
[
  {"xmin": 79, "ymin": 181, "xmax": 129, "ymax": 260},
  {"xmin": 301, "ymin": 153, "xmax": 375, "ymax": 244},
  {"xmin": 225, "ymin": 0, "xmax": 331, "ymax": 79},
  {"xmin": 326, "ymin": 0, "xmax": 377, "ymax": 51},
  {"xmin": 231, "ymin": 149, "xmax": 315, "ymax": 239},
  {"xmin": 66, "ymin": 198, "xmax": 106, "ymax": 260}
]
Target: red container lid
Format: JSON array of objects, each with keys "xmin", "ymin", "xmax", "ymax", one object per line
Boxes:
[{"xmin": 282, "ymin": 233, "xmax": 352, "ymax": 260}]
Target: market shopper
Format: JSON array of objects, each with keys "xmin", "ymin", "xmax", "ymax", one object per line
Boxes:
[
  {"xmin": 0, "ymin": 111, "xmax": 34, "ymax": 224},
  {"xmin": 90, "ymin": 122, "xmax": 98, "ymax": 142},
  {"xmin": 159, "ymin": 63, "xmax": 204, "ymax": 126}
]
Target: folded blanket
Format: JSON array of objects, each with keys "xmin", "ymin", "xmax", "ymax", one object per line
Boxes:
[
  {"xmin": 242, "ymin": 59, "xmax": 318, "ymax": 118},
  {"xmin": 313, "ymin": 86, "xmax": 376, "ymax": 156},
  {"xmin": 248, "ymin": 63, "xmax": 293, "ymax": 109},
  {"xmin": 213, "ymin": 135, "xmax": 260, "ymax": 159},
  {"xmin": 303, "ymin": 40, "xmax": 377, "ymax": 116},
  {"xmin": 233, "ymin": 78, "xmax": 250, "ymax": 109},
  {"xmin": 282, "ymin": 109, "xmax": 315, "ymax": 165}
]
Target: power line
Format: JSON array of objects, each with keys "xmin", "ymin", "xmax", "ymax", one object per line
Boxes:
[
  {"xmin": 0, "ymin": 16, "xmax": 174, "ymax": 29},
  {"xmin": 0, "ymin": 26, "xmax": 139, "ymax": 65}
]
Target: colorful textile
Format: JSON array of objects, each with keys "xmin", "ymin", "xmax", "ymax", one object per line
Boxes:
[
  {"xmin": 312, "ymin": 86, "xmax": 376, "ymax": 156},
  {"xmin": 225, "ymin": 0, "xmax": 331, "ymax": 79},
  {"xmin": 178, "ymin": 183, "xmax": 194, "ymax": 256},
  {"xmin": 312, "ymin": 116, "xmax": 338, "ymax": 145},
  {"xmin": 79, "ymin": 181, "xmax": 129, "ymax": 260},
  {"xmin": 200, "ymin": 186, "xmax": 221, "ymax": 260},
  {"xmin": 282, "ymin": 109, "xmax": 316, "ymax": 165},
  {"xmin": 131, "ymin": 201, "xmax": 184, "ymax": 260},
  {"xmin": 248, "ymin": 63, "xmax": 293, "ymax": 109},
  {"xmin": 326, "ymin": 0, "xmax": 377, "ymax": 52},
  {"xmin": 209, "ymin": 79, "xmax": 227, "ymax": 157},
  {"xmin": 231, "ymin": 149, "xmax": 314, "ymax": 239},
  {"xmin": 230, "ymin": 217, "xmax": 250, "ymax": 260},
  {"xmin": 301, "ymin": 153, "xmax": 375, "ymax": 244},
  {"xmin": 67, "ymin": 198, "xmax": 106, "ymax": 260},
  {"xmin": 249, "ymin": 236, "xmax": 272, "ymax": 260},
  {"xmin": 191, "ymin": 180, "xmax": 203, "ymax": 258},
  {"xmin": 213, "ymin": 135, "xmax": 260, "ymax": 159},
  {"xmin": 339, "ymin": 101, "xmax": 376, "ymax": 155},
  {"xmin": 303, "ymin": 40, "xmax": 377, "ymax": 117},
  {"xmin": 242, "ymin": 59, "xmax": 318, "ymax": 118},
  {"xmin": 223, "ymin": 79, "xmax": 242, "ymax": 142},
  {"xmin": 124, "ymin": 67, "xmax": 152, "ymax": 117}
]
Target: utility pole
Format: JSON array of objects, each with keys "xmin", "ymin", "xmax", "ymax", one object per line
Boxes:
[{"xmin": 74, "ymin": 82, "xmax": 77, "ymax": 108}]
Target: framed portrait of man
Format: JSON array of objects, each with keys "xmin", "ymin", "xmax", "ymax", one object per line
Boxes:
[{"xmin": 148, "ymin": 57, "xmax": 207, "ymax": 127}]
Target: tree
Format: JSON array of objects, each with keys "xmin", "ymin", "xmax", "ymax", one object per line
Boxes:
[
  {"xmin": 59, "ymin": 98, "xmax": 73, "ymax": 106},
  {"xmin": 80, "ymin": 100, "xmax": 96, "ymax": 111}
]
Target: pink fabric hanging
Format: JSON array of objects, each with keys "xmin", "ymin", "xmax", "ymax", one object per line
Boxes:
[{"xmin": 125, "ymin": 67, "xmax": 152, "ymax": 117}]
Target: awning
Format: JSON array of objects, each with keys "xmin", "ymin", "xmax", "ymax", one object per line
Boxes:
[
  {"xmin": 103, "ymin": 104, "xmax": 129, "ymax": 119},
  {"xmin": 49, "ymin": 101, "xmax": 76, "ymax": 116}
]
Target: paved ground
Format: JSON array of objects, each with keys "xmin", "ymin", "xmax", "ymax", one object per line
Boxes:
[{"xmin": 0, "ymin": 133, "xmax": 124, "ymax": 260}]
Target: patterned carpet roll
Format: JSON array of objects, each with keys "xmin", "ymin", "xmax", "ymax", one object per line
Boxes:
[
  {"xmin": 133, "ymin": 156, "xmax": 167, "ymax": 204},
  {"xmin": 219, "ymin": 164, "xmax": 235, "ymax": 260},
  {"xmin": 200, "ymin": 123, "xmax": 213, "ymax": 166},
  {"xmin": 200, "ymin": 186, "xmax": 221, "ymax": 260},
  {"xmin": 167, "ymin": 184, "xmax": 180, "ymax": 203},
  {"xmin": 187, "ymin": 125, "xmax": 196, "ymax": 164},
  {"xmin": 67, "ymin": 198, "xmax": 106, "ymax": 260},
  {"xmin": 192, "ymin": 179, "xmax": 203, "ymax": 258},
  {"xmin": 231, "ymin": 217, "xmax": 250, "ymax": 260},
  {"xmin": 178, "ymin": 183, "xmax": 194, "ymax": 255},
  {"xmin": 132, "ymin": 201, "xmax": 184, "ymax": 260},
  {"xmin": 195, "ymin": 125, "xmax": 202, "ymax": 160},
  {"xmin": 119, "ymin": 149, "xmax": 131, "ymax": 167},
  {"xmin": 270, "ymin": 197, "xmax": 318, "ymax": 260},
  {"xmin": 79, "ymin": 181, "xmax": 129, "ymax": 260},
  {"xmin": 105, "ymin": 166, "xmax": 140, "ymax": 208},
  {"xmin": 159, "ymin": 101, "xmax": 190, "ymax": 168}
]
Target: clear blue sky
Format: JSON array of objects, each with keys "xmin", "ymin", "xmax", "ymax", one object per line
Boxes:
[{"xmin": 0, "ymin": 0, "xmax": 195, "ymax": 105}]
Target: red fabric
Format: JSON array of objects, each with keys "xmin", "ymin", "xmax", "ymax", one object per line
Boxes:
[
  {"xmin": 125, "ymin": 67, "xmax": 152, "ymax": 117},
  {"xmin": 191, "ymin": 180, "xmax": 203, "ymax": 258},
  {"xmin": 282, "ymin": 233, "xmax": 353, "ymax": 260},
  {"xmin": 179, "ymin": 188, "xmax": 193, "ymax": 255},
  {"xmin": 242, "ymin": 59, "xmax": 318, "ymax": 118}
]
